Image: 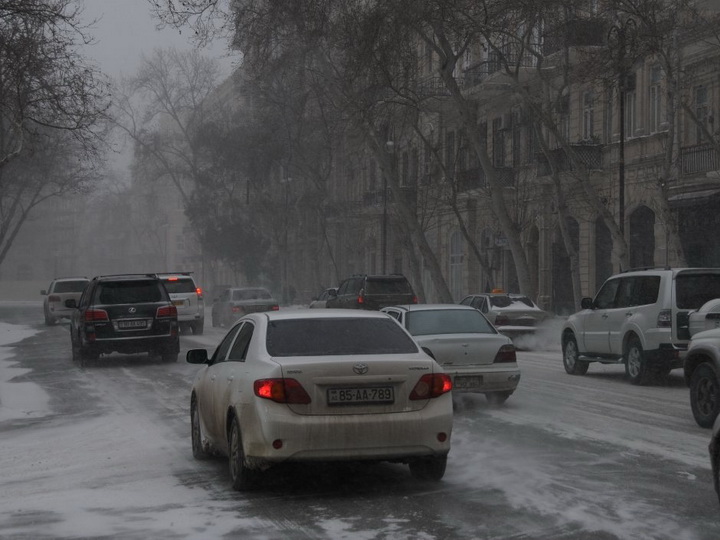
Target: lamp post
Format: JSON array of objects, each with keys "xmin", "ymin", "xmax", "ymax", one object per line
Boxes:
[
  {"xmin": 383, "ymin": 140, "xmax": 395, "ymax": 274},
  {"xmin": 608, "ymin": 15, "xmax": 637, "ymax": 242},
  {"xmin": 280, "ymin": 176, "xmax": 292, "ymax": 304}
]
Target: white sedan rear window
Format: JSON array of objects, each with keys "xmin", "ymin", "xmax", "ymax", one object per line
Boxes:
[{"xmin": 266, "ymin": 318, "xmax": 418, "ymax": 356}]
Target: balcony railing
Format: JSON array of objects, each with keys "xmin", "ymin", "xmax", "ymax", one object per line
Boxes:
[
  {"xmin": 536, "ymin": 144, "xmax": 603, "ymax": 176},
  {"xmin": 681, "ymin": 143, "xmax": 719, "ymax": 176}
]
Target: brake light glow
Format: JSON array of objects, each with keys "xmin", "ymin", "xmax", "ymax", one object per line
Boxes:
[
  {"xmin": 357, "ymin": 295, "xmax": 364, "ymax": 304},
  {"xmin": 167, "ymin": 276, "xmax": 178, "ymax": 281},
  {"xmin": 494, "ymin": 344, "xmax": 517, "ymax": 363},
  {"xmin": 84, "ymin": 309, "xmax": 109, "ymax": 322},
  {"xmin": 657, "ymin": 309, "xmax": 672, "ymax": 328},
  {"xmin": 156, "ymin": 305, "xmax": 177, "ymax": 318},
  {"xmin": 254, "ymin": 378, "xmax": 311, "ymax": 404},
  {"xmin": 409, "ymin": 373, "xmax": 452, "ymax": 400},
  {"xmin": 272, "ymin": 305, "xmax": 280, "ymax": 311},
  {"xmin": 196, "ymin": 287, "xmax": 203, "ymax": 298}
]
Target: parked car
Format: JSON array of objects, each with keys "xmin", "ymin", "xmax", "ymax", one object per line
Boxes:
[
  {"xmin": 157, "ymin": 272, "xmax": 204, "ymax": 335},
  {"xmin": 382, "ymin": 304, "xmax": 520, "ymax": 405},
  {"xmin": 684, "ymin": 328, "xmax": 720, "ymax": 428},
  {"xmin": 186, "ymin": 309, "xmax": 453, "ymax": 490},
  {"xmin": 67, "ymin": 274, "xmax": 180, "ymax": 367},
  {"xmin": 561, "ymin": 267, "xmax": 720, "ymax": 385},
  {"xmin": 211, "ymin": 287, "xmax": 279, "ymax": 327},
  {"xmin": 326, "ymin": 274, "xmax": 417, "ymax": 310},
  {"xmin": 41, "ymin": 277, "xmax": 89, "ymax": 325},
  {"xmin": 459, "ymin": 292, "xmax": 549, "ymax": 339},
  {"xmin": 309, "ymin": 287, "xmax": 337, "ymax": 308},
  {"xmin": 710, "ymin": 414, "xmax": 720, "ymax": 506}
]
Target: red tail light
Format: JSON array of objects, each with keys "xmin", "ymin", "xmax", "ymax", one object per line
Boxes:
[
  {"xmin": 409, "ymin": 373, "xmax": 453, "ymax": 400},
  {"xmin": 657, "ymin": 309, "xmax": 672, "ymax": 328},
  {"xmin": 156, "ymin": 305, "xmax": 177, "ymax": 318},
  {"xmin": 232, "ymin": 306, "xmax": 241, "ymax": 313},
  {"xmin": 412, "ymin": 296, "xmax": 418, "ymax": 304},
  {"xmin": 272, "ymin": 305, "xmax": 280, "ymax": 311},
  {"xmin": 494, "ymin": 315, "xmax": 510, "ymax": 326},
  {"xmin": 49, "ymin": 295, "xmax": 61, "ymax": 302},
  {"xmin": 494, "ymin": 344, "xmax": 517, "ymax": 363},
  {"xmin": 357, "ymin": 295, "xmax": 364, "ymax": 305},
  {"xmin": 84, "ymin": 309, "xmax": 109, "ymax": 322},
  {"xmin": 254, "ymin": 378, "xmax": 311, "ymax": 404},
  {"xmin": 196, "ymin": 287, "xmax": 203, "ymax": 298}
]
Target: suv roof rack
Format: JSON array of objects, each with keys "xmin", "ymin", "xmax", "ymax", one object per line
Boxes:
[
  {"xmin": 95, "ymin": 273, "xmax": 159, "ymax": 279},
  {"xmin": 620, "ymin": 266, "xmax": 672, "ymax": 273}
]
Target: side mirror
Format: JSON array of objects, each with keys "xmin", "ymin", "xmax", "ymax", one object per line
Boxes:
[
  {"xmin": 186, "ymin": 348, "xmax": 209, "ymax": 364},
  {"xmin": 41, "ymin": 290, "xmax": 47, "ymax": 295},
  {"xmin": 580, "ymin": 297, "xmax": 593, "ymax": 310},
  {"xmin": 65, "ymin": 299, "xmax": 77, "ymax": 309}
]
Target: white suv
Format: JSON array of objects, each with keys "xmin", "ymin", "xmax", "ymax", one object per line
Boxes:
[
  {"xmin": 42, "ymin": 277, "xmax": 89, "ymax": 325},
  {"xmin": 158, "ymin": 273, "xmax": 204, "ymax": 335},
  {"xmin": 561, "ymin": 268, "xmax": 720, "ymax": 385}
]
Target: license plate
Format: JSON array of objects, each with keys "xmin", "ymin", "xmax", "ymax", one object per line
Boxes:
[
  {"xmin": 173, "ymin": 300, "xmax": 186, "ymax": 307},
  {"xmin": 453, "ymin": 376, "xmax": 483, "ymax": 389},
  {"xmin": 327, "ymin": 386, "xmax": 394, "ymax": 405},
  {"xmin": 117, "ymin": 319, "xmax": 148, "ymax": 329}
]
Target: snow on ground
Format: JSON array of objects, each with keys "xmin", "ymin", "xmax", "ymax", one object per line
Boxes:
[{"xmin": 0, "ymin": 321, "xmax": 49, "ymax": 422}]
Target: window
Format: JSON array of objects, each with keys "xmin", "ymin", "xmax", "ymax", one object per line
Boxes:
[
  {"xmin": 445, "ymin": 130, "xmax": 455, "ymax": 176},
  {"xmin": 594, "ymin": 278, "xmax": 620, "ymax": 309},
  {"xmin": 604, "ymin": 88, "xmax": 614, "ymax": 144},
  {"xmin": 228, "ymin": 322, "xmax": 254, "ymax": 362},
  {"xmin": 695, "ymin": 85, "xmax": 709, "ymax": 143},
  {"xmin": 649, "ymin": 65, "xmax": 662, "ymax": 133},
  {"xmin": 266, "ymin": 318, "xmax": 418, "ymax": 356},
  {"xmin": 624, "ymin": 74, "xmax": 636, "ymax": 138},
  {"xmin": 583, "ymin": 91, "xmax": 595, "ymax": 140},
  {"xmin": 406, "ymin": 309, "xmax": 495, "ymax": 336},
  {"xmin": 211, "ymin": 324, "xmax": 242, "ymax": 363},
  {"xmin": 449, "ymin": 231, "xmax": 464, "ymax": 301},
  {"xmin": 492, "ymin": 117, "xmax": 505, "ymax": 167}
]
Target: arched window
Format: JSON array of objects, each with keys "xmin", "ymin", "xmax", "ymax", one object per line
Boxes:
[{"xmin": 449, "ymin": 231, "xmax": 464, "ymax": 301}]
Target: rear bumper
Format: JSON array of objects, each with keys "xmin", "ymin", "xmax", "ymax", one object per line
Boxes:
[
  {"xmin": 646, "ymin": 343, "xmax": 687, "ymax": 369},
  {"xmin": 87, "ymin": 334, "xmax": 179, "ymax": 355},
  {"xmin": 445, "ymin": 365, "xmax": 521, "ymax": 394},
  {"xmin": 242, "ymin": 395, "xmax": 452, "ymax": 464}
]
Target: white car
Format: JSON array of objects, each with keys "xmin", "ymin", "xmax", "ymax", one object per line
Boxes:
[
  {"xmin": 382, "ymin": 304, "xmax": 520, "ymax": 405},
  {"xmin": 684, "ymin": 327, "xmax": 720, "ymax": 428},
  {"xmin": 157, "ymin": 273, "xmax": 204, "ymax": 335},
  {"xmin": 41, "ymin": 277, "xmax": 89, "ymax": 325},
  {"xmin": 562, "ymin": 268, "xmax": 720, "ymax": 385},
  {"xmin": 186, "ymin": 309, "xmax": 453, "ymax": 490},
  {"xmin": 459, "ymin": 292, "xmax": 549, "ymax": 339},
  {"xmin": 308, "ymin": 287, "xmax": 337, "ymax": 308}
]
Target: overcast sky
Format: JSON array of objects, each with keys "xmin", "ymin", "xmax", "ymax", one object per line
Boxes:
[{"xmin": 80, "ymin": 0, "xmax": 236, "ymax": 81}]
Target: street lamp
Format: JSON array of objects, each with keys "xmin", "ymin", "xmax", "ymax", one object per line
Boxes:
[
  {"xmin": 608, "ymin": 15, "xmax": 637, "ymax": 242},
  {"xmin": 280, "ymin": 176, "xmax": 292, "ymax": 304},
  {"xmin": 383, "ymin": 141, "xmax": 395, "ymax": 274}
]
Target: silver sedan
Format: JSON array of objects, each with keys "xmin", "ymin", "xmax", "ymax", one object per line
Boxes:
[{"xmin": 382, "ymin": 304, "xmax": 520, "ymax": 405}]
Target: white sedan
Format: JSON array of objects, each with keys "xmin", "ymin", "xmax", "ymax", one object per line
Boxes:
[
  {"xmin": 187, "ymin": 309, "xmax": 453, "ymax": 490},
  {"xmin": 382, "ymin": 304, "xmax": 520, "ymax": 405}
]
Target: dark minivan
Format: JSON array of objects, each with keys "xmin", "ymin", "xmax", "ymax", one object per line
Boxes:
[
  {"xmin": 67, "ymin": 274, "xmax": 180, "ymax": 366},
  {"xmin": 326, "ymin": 274, "xmax": 417, "ymax": 310}
]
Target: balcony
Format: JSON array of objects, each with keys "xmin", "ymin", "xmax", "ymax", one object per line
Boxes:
[
  {"xmin": 681, "ymin": 143, "xmax": 719, "ymax": 176},
  {"xmin": 542, "ymin": 18, "xmax": 607, "ymax": 56},
  {"xmin": 456, "ymin": 166, "xmax": 514, "ymax": 192},
  {"xmin": 536, "ymin": 144, "xmax": 603, "ymax": 177}
]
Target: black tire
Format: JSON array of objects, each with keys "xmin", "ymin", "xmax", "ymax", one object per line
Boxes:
[
  {"xmin": 562, "ymin": 334, "xmax": 589, "ymax": 375},
  {"xmin": 625, "ymin": 337, "xmax": 648, "ymax": 386},
  {"xmin": 690, "ymin": 362, "xmax": 720, "ymax": 428},
  {"xmin": 192, "ymin": 321, "xmax": 204, "ymax": 335},
  {"xmin": 191, "ymin": 399, "xmax": 210, "ymax": 459},
  {"xmin": 79, "ymin": 346, "xmax": 98, "ymax": 367},
  {"xmin": 44, "ymin": 311, "xmax": 56, "ymax": 326},
  {"xmin": 485, "ymin": 391, "xmax": 512, "ymax": 405},
  {"xmin": 409, "ymin": 454, "xmax": 447, "ymax": 481},
  {"xmin": 228, "ymin": 416, "xmax": 259, "ymax": 491}
]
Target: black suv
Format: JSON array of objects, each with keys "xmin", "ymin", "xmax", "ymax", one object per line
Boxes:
[
  {"xmin": 67, "ymin": 274, "xmax": 180, "ymax": 366},
  {"xmin": 326, "ymin": 274, "xmax": 417, "ymax": 310}
]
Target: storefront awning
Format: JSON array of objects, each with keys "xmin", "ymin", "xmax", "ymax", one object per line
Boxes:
[{"xmin": 668, "ymin": 188, "xmax": 720, "ymax": 208}]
